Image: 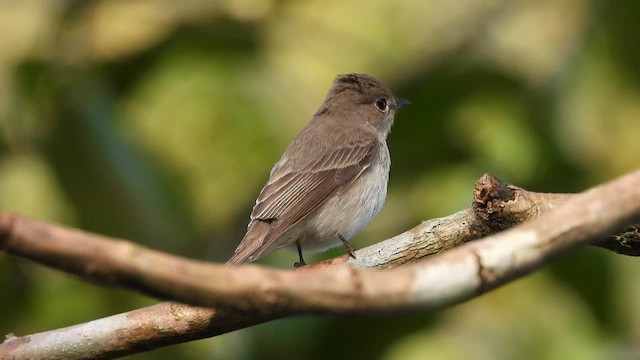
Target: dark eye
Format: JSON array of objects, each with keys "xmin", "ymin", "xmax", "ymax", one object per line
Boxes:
[{"xmin": 374, "ymin": 98, "xmax": 387, "ymax": 112}]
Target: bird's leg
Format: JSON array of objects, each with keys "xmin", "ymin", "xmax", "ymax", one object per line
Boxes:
[
  {"xmin": 293, "ymin": 241, "xmax": 307, "ymax": 268},
  {"xmin": 338, "ymin": 234, "xmax": 357, "ymax": 259}
]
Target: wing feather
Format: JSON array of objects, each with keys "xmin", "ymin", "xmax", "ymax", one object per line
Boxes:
[{"xmin": 230, "ymin": 133, "xmax": 378, "ymax": 263}]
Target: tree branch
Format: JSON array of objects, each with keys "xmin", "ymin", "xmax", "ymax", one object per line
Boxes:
[
  {"xmin": 2, "ymin": 303, "xmax": 277, "ymax": 360},
  {"xmin": 2, "ymin": 171, "xmax": 640, "ymax": 359}
]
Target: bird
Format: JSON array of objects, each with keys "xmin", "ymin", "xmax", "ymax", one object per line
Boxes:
[{"xmin": 226, "ymin": 73, "xmax": 409, "ymax": 267}]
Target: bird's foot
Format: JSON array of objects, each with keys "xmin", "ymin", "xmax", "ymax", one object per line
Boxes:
[
  {"xmin": 338, "ymin": 234, "xmax": 357, "ymax": 259},
  {"xmin": 294, "ymin": 241, "xmax": 307, "ymax": 268}
]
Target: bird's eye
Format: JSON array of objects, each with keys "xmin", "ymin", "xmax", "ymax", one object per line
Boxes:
[{"xmin": 374, "ymin": 98, "xmax": 387, "ymax": 112}]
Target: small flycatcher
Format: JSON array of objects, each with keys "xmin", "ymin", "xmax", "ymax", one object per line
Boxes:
[{"xmin": 227, "ymin": 73, "xmax": 409, "ymax": 267}]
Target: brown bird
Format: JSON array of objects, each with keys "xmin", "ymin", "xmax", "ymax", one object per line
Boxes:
[{"xmin": 227, "ymin": 73, "xmax": 409, "ymax": 267}]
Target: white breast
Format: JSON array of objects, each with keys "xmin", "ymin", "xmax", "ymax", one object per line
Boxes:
[{"xmin": 296, "ymin": 141, "xmax": 390, "ymax": 252}]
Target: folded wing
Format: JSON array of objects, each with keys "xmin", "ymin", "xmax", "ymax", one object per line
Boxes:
[{"xmin": 227, "ymin": 138, "xmax": 376, "ymax": 265}]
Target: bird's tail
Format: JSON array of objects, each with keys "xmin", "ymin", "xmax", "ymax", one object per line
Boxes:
[{"xmin": 226, "ymin": 220, "xmax": 272, "ymax": 266}]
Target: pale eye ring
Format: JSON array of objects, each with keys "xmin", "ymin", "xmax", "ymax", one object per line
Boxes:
[{"xmin": 374, "ymin": 98, "xmax": 387, "ymax": 112}]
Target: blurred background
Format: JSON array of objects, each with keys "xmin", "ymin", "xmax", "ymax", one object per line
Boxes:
[{"xmin": 1, "ymin": 0, "xmax": 640, "ymax": 359}]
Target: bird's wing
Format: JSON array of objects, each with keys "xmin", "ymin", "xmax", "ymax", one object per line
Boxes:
[{"xmin": 227, "ymin": 135, "xmax": 377, "ymax": 264}]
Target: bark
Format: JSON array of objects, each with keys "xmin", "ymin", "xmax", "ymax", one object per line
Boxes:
[{"xmin": 1, "ymin": 172, "xmax": 640, "ymax": 359}]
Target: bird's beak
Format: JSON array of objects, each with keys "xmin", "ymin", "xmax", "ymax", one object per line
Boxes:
[{"xmin": 394, "ymin": 98, "xmax": 411, "ymax": 108}]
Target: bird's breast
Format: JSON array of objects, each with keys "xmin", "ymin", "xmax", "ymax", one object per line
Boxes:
[{"xmin": 299, "ymin": 141, "xmax": 390, "ymax": 251}]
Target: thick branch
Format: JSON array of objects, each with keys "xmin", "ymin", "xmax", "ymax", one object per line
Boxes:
[
  {"xmin": 2, "ymin": 303, "xmax": 277, "ymax": 360},
  {"xmin": 2, "ymin": 171, "xmax": 640, "ymax": 359}
]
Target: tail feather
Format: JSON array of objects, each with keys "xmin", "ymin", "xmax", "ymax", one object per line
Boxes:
[{"xmin": 226, "ymin": 220, "xmax": 272, "ymax": 266}]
